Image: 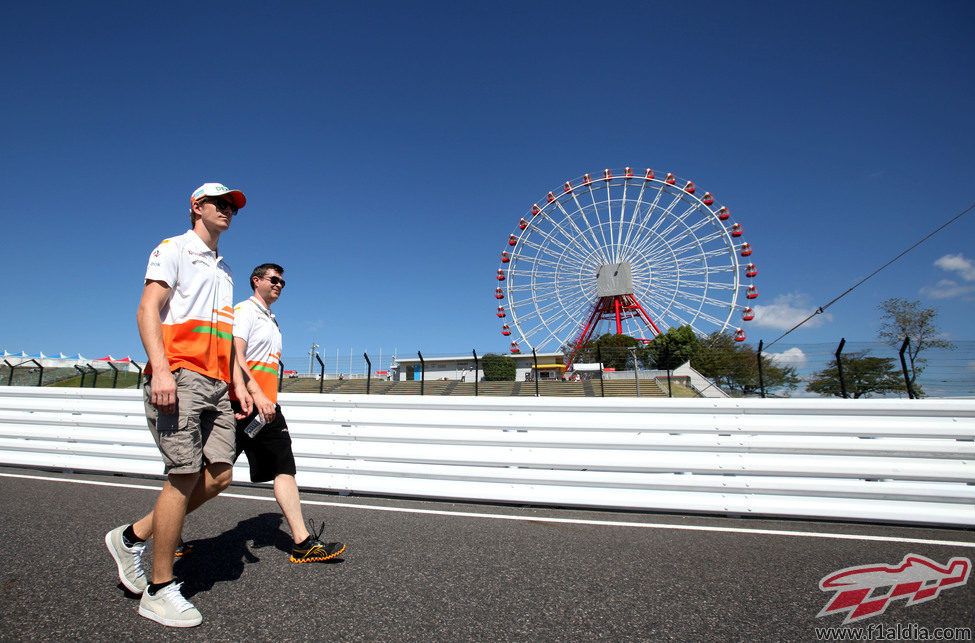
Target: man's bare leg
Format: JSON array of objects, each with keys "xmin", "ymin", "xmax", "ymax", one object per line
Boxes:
[
  {"xmin": 273, "ymin": 474, "xmax": 310, "ymax": 544},
  {"xmin": 131, "ymin": 463, "xmax": 234, "ymax": 542},
  {"xmin": 150, "ymin": 472, "xmax": 198, "ymax": 583}
]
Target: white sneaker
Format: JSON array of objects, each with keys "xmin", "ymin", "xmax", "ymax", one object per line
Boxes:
[
  {"xmin": 105, "ymin": 525, "xmax": 147, "ymax": 594},
  {"xmin": 138, "ymin": 581, "xmax": 202, "ymax": 627}
]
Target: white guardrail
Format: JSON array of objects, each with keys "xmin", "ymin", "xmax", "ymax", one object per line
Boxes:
[{"xmin": 0, "ymin": 387, "xmax": 972, "ymax": 526}]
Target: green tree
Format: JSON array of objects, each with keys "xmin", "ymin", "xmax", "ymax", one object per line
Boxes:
[
  {"xmin": 805, "ymin": 351, "xmax": 906, "ymax": 398},
  {"xmin": 646, "ymin": 325, "xmax": 699, "ymax": 371},
  {"xmin": 690, "ymin": 331, "xmax": 799, "ymax": 397},
  {"xmin": 877, "ymin": 298, "xmax": 954, "ymax": 397},
  {"xmin": 481, "ymin": 353, "xmax": 516, "ymax": 381}
]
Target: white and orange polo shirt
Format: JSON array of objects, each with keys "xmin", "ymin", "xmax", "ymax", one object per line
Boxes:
[
  {"xmin": 144, "ymin": 230, "xmax": 235, "ymax": 383},
  {"xmin": 233, "ymin": 295, "xmax": 282, "ymax": 404}
]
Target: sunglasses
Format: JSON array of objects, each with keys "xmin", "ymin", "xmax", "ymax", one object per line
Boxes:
[
  {"xmin": 264, "ymin": 275, "xmax": 285, "ymax": 287},
  {"xmin": 203, "ymin": 197, "xmax": 238, "ymax": 215}
]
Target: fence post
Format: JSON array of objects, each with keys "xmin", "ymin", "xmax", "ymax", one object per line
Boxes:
[
  {"xmin": 596, "ymin": 346, "xmax": 605, "ymax": 398},
  {"xmin": 134, "ymin": 361, "xmax": 144, "ymax": 388},
  {"xmin": 108, "ymin": 361, "xmax": 120, "ymax": 389},
  {"xmin": 86, "ymin": 363, "xmax": 98, "ymax": 388},
  {"xmin": 756, "ymin": 340, "xmax": 766, "ymax": 399},
  {"xmin": 417, "ymin": 351, "xmax": 425, "ymax": 395},
  {"xmin": 899, "ymin": 336, "xmax": 915, "ymax": 399},
  {"xmin": 472, "ymin": 349, "xmax": 478, "ymax": 397},
  {"xmin": 75, "ymin": 365, "xmax": 87, "ymax": 388},
  {"xmin": 4, "ymin": 360, "xmax": 14, "ymax": 386},
  {"xmin": 834, "ymin": 338, "xmax": 847, "ymax": 399},
  {"xmin": 278, "ymin": 359, "xmax": 284, "ymax": 394},
  {"xmin": 531, "ymin": 348, "xmax": 540, "ymax": 397},
  {"xmin": 315, "ymin": 354, "xmax": 325, "ymax": 393},
  {"xmin": 363, "ymin": 352, "xmax": 372, "ymax": 394}
]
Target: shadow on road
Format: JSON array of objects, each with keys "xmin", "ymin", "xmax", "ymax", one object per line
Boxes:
[{"xmin": 176, "ymin": 512, "xmax": 291, "ymax": 597}]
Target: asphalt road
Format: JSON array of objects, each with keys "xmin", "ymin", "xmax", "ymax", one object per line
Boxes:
[{"xmin": 0, "ymin": 465, "xmax": 972, "ymax": 641}]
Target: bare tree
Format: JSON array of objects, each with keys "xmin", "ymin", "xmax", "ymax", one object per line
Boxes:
[{"xmin": 877, "ymin": 297, "xmax": 954, "ymax": 395}]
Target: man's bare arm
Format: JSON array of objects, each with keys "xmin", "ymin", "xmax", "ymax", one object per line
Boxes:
[
  {"xmin": 232, "ymin": 336, "xmax": 273, "ymax": 421},
  {"xmin": 137, "ymin": 280, "xmax": 176, "ymax": 414}
]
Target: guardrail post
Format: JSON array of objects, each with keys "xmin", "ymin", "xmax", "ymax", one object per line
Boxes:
[
  {"xmin": 417, "ymin": 351, "xmax": 425, "ymax": 395},
  {"xmin": 834, "ymin": 338, "xmax": 847, "ymax": 399},
  {"xmin": 899, "ymin": 336, "xmax": 915, "ymax": 399},
  {"xmin": 363, "ymin": 352, "xmax": 372, "ymax": 394},
  {"xmin": 531, "ymin": 348, "xmax": 539, "ymax": 397},
  {"xmin": 596, "ymin": 346, "xmax": 605, "ymax": 398},
  {"xmin": 108, "ymin": 361, "xmax": 120, "ymax": 388},
  {"xmin": 756, "ymin": 340, "xmax": 766, "ymax": 398},
  {"xmin": 134, "ymin": 361, "xmax": 144, "ymax": 388},
  {"xmin": 472, "ymin": 349, "xmax": 479, "ymax": 396},
  {"xmin": 315, "ymin": 354, "xmax": 325, "ymax": 393}
]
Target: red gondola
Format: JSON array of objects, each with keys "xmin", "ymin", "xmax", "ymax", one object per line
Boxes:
[
  {"xmin": 734, "ymin": 328, "xmax": 746, "ymax": 342},
  {"xmin": 684, "ymin": 180, "xmax": 696, "ymax": 194},
  {"xmin": 644, "ymin": 168, "xmax": 655, "ymax": 180},
  {"xmin": 745, "ymin": 263, "xmax": 758, "ymax": 278},
  {"xmin": 510, "ymin": 341, "xmax": 520, "ymax": 354},
  {"xmin": 624, "ymin": 167, "xmax": 633, "ymax": 179},
  {"xmin": 500, "ymin": 251, "xmax": 510, "ymax": 263},
  {"xmin": 531, "ymin": 204, "xmax": 541, "ymax": 216},
  {"xmin": 746, "ymin": 285, "xmax": 758, "ymax": 299},
  {"xmin": 740, "ymin": 242, "xmax": 753, "ymax": 257},
  {"xmin": 716, "ymin": 206, "xmax": 730, "ymax": 220},
  {"xmin": 583, "ymin": 173, "xmax": 593, "ymax": 185},
  {"xmin": 564, "ymin": 180, "xmax": 573, "ymax": 193},
  {"xmin": 497, "ymin": 269, "xmax": 506, "ymax": 281},
  {"xmin": 546, "ymin": 191, "xmax": 555, "ymax": 203},
  {"xmin": 495, "ymin": 287, "xmax": 504, "ymax": 299},
  {"xmin": 508, "ymin": 234, "xmax": 517, "ymax": 246},
  {"xmin": 519, "ymin": 218, "xmax": 528, "ymax": 230},
  {"xmin": 603, "ymin": 168, "xmax": 613, "ymax": 181},
  {"xmin": 497, "ymin": 305, "xmax": 506, "ymax": 318},
  {"xmin": 665, "ymin": 173, "xmax": 676, "ymax": 184},
  {"xmin": 742, "ymin": 307, "xmax": 754, "ymax": 321},
  {"xmin": 731, "ymin": 223, "xmax": 743, "ymax": 238},
  {"xmin": 702, "ymin": 192, "xmax": 714, "ymax": 205}
]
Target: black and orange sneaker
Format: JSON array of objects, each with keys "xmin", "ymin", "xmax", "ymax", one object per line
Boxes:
[
  {"xmin": 174, "ymin": 539, "xmax": 192, "ymax": 558},
  {"xmin": 290, "ymin": 520, "xmax": 346, "ymax": 563}
]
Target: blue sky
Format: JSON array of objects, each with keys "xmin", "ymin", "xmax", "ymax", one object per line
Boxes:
[{"xmin": 2, "ymin": 1, "xmax": 973, "ymax": 375}]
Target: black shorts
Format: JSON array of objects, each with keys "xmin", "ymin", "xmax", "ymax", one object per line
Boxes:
[{"xmin": 231, "ymin": 402, "xmax": 297, "ymax": 483}]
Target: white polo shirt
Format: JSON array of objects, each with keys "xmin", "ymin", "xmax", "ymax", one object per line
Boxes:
[
  {"xmin": 233, "ymin": 295, "xmax": 282, "ymax": 403},
  {"xmin": 144, "ymin": 230, "xmax": 235, "ymax": 382}
]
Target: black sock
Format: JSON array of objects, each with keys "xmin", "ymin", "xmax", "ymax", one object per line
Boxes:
[
  {"xmin": 122, "ymin": 525, "xmax": 145, "ymax": 548},
  {"xmin": 147, "ymin": 579, "xmax": 176, "ymax": 595}
]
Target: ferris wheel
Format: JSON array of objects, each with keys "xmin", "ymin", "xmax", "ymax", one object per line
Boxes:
[{"xmin": 494, "ymin": 167, "xmax": 757, "ymax": 360}]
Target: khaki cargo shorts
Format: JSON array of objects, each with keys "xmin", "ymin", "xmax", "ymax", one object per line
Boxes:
[{"xmin": 144, "ymin": 368, "xmax": 236, "ymax": 474}]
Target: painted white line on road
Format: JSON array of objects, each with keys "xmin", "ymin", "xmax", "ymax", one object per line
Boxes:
[{"xmin": 3, "ymin": 471, "xmax": 974, "ymax": 549}]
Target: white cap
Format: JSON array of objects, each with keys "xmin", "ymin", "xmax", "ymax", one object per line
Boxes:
[{"xmin": 190, "ymin": 182, "xmax": 246, "ymax": 209}]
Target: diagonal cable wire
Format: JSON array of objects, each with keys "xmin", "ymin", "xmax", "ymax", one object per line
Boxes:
[{"xmin": 764, "ymin": 201, "xmax": 975, "ymax": 350}]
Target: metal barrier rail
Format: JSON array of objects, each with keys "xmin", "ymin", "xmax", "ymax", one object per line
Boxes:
[{"xmin": 0, "ymin": 387, "xmax": 972, "ymax": 526}]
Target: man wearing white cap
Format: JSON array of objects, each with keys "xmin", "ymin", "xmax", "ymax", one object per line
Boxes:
[{"xmin": 105, "ymin": 182, "xmax": 253, "ymax": 627}]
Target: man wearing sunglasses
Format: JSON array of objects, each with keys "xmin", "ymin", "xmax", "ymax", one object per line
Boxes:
[
  {"xmin": 106, "ymin": 182, "xmax": 253, "ymax": 628},
  {"xmin": 231, "ymin": 263, "xmax": 346, "ymax": 563}
]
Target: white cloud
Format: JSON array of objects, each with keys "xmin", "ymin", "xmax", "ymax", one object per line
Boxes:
[
  {"xmin": 767, "ymin": 347, "xmax": 807, "ymax": 368},
  {"xmin": 920, "ymin": 279, "xmax": 975, "ymax": 299},
  {"xmin": 934, "ymin": 253, "xmax": 975, "ymax": 281},
  {"xmin": 921, "ymin": 254, "xmax": 975, "ymax": 299},
  {"xmin": 749, "ymin": 293, "xmax": 833, "ymax": 330}
]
